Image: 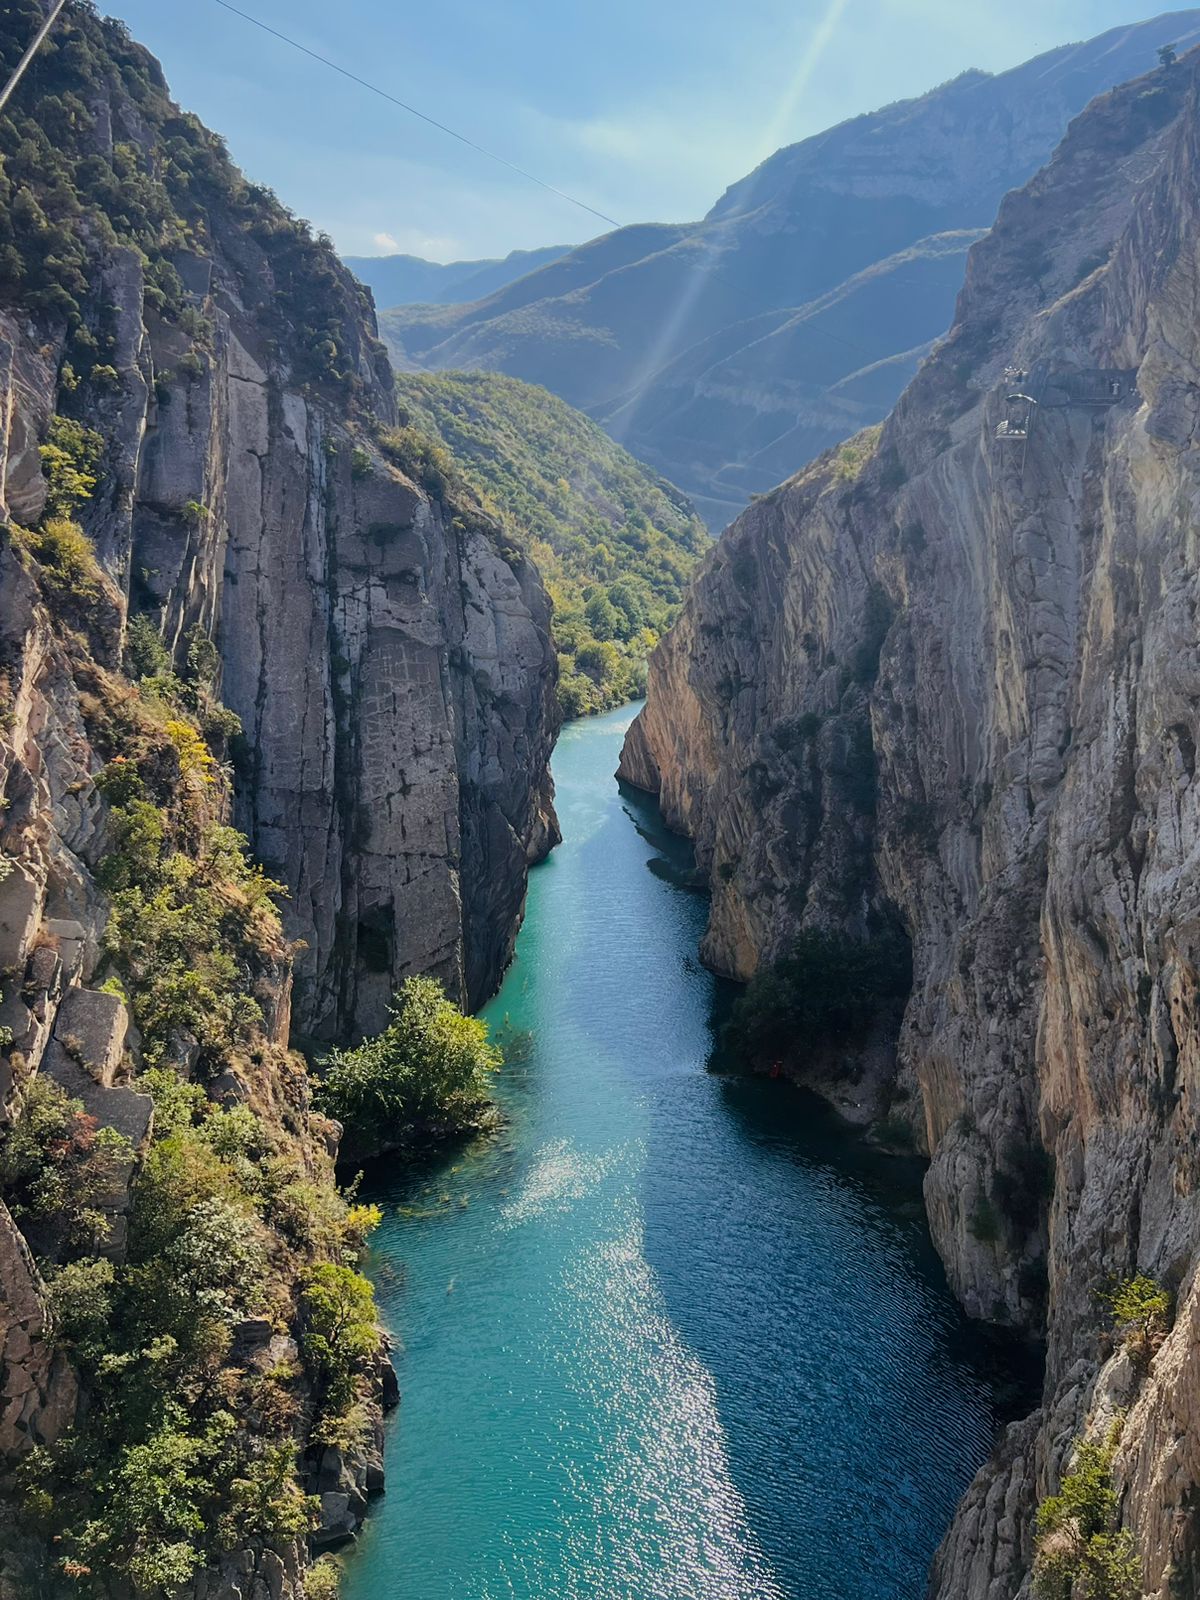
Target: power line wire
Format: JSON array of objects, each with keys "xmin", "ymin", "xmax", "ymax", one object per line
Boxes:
[
  {"xmin": 0, "ymin": 0, "xmax": 68, "ymax": 115},
  {"xmin": 208, "ymin": 0, "xmax": 621, "ymax": 231}
]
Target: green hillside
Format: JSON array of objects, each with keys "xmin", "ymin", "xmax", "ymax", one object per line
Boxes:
[{"xmin": 392, "ymin": 372, "xmax": 710, "ymax": 716}]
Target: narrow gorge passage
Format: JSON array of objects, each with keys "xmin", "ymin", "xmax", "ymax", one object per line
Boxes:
[{"xmin": 342, "ymin": 705, "xmax": 1035, "ymax": 1600}]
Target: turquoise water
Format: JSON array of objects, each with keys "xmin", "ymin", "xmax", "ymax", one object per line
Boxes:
[{"xmin": 343, "ymin": 704, "xmax": 1032, "ymax": 1600}]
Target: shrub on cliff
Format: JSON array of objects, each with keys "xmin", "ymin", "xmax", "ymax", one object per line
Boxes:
[
  {"xmin": 722, "ymin": 927, "xmax": 911, "ymax": 1067},
  {"xmin": 299, "ymin": 1263, "xmax": 380, "ymax": 1416},
  {"xmin": 0, "ymin": 1080, "xmax": 132, "ymax": 1258},
  {"xmin": 1032, "ymin": 1420, "xmax": 1141, "ymax": 1600},
  {"xmin": 1103, "ymin": 1272, "xmax": 1171, "ymax": 1365},
  {"xmin": 39, "ymin": 415, "xmax": 104, "ymax": 517},
  {"xmin": 316, "ymin": 976, "xmax": 501, "ymax": 1149}
]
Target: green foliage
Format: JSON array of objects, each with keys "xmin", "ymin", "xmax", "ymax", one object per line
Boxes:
[
  {"xmin": 1103, "ymin": 1273, "xmax": 1171, "ymax": 1363},
  {"xmin": 22, "ymin": 1076, "xmax": 361, "ymax": 1584},
  {"xmin": 377, "ymin": 424, "xmax": 454, "ymax": 498},
  {"xmin": 65, "ymin": 1405, "xmax": 316, "ymax": 1588},
  {"xmin": 125, "ymin": 612, "xmax": 172, "ymax": 678},
  {"xmin": 317, "ymin": 975, "xmax": 501, "ymax": 1146},
  {"xmin": 299, "ymin": 1263, "xmax": 380, "ymax": 1417},
  {"xmin": 0, "ymin": 1078, "xmax": 132, "ymax": 1257},
  {"xmin": 306, "ymin": 1554, "xmax": 343, "ymax": 1600},
  {"xmin": 39, "ymin": 414, "xmax": 103, "ymax": 517},
  {"xmin": 722, "ymin": 927, "xmax": 911, "ymax": 1067},
  {"xmin": 47, "ymin": 1257, "xmax": 115, "ymax": 1359},
  {"xmin": 0, "ymin": 0, "xmax": 383, "ymax": 394},
  {"xmin": 94, "ymin": 760, "xmax": 283, "ymax": 1060},
  {"xmin": 1033, "ymin": 1422, "xmax": 1141, "ymax": 1600},
  {"xmin": 391, "ymin": 372, "xmax": 710, "ymax": 717},
  {"xmin": 1104, "ymin": 1272, "xmax": 1171, "ymax": 1331},
  {"xmin": 14, "ymin": 515, "xmax": 103, "ymax": 600},
  {"xmin": 832, "ymin": 424, "xmax": 883, "ymax": 481}
]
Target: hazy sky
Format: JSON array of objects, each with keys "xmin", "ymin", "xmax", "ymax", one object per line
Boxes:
[{"xmin": 103, "ymin": 1, "xmax": 1190, "ymax": 261}]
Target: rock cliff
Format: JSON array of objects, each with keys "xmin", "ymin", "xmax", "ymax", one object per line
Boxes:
[
  {"xmin": 622, "ymin": 49, "xmax": 1200, "ymax": 1600},
  {"xmin": 0, "ymin": 4, "xmax": 558, "ymax": 1041}
]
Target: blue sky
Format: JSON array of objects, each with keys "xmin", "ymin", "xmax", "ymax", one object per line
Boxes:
[{"xmin": 105, "ymin": 1, "xmax": 1189, "ymax": 261}]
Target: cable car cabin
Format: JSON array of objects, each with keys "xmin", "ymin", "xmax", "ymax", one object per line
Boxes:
[{"xmin": 996, "ymin": 390, "xmax": 1038, "ymax": 440}]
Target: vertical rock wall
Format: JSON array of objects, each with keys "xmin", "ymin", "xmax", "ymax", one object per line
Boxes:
[
  {"xmin": 622, "ymin": 56, "xmax": 1200, "ymax": 1599},
  {"xmin": 0, "ymin": 216, "xmax": 558, "ymax": 1049}
]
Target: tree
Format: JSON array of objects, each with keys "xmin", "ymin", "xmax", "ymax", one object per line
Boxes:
[
  {"xmin": 575, "ymin": 639, "xmax": 620, "ymax": 685},
  {"xmin": 584, "ymin": 591, "xmax": 619, "ymax": 641},
  {"xmin": 316, "ymin": 975, "xmax": 501, "ymax": 1145},
  {"xmin": 1158, "ymin": 42, "xmax": 1177, "ymax": 67},
  {"xmin": 299, "ymin": 1264, "xmax": 379, "ymax": 1412}
]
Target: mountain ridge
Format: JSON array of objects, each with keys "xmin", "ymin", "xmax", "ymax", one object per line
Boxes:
[
  {"xmin": 345, "ymin": 243, "xmax": 571, "ymax": 309},
  {"xmin": 380, "ymin": 9, "xmax": 1200, "ymax": 529}
]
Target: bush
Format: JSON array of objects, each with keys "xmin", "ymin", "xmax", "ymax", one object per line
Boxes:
[
  {"xmin": 299, "ymin": 1263, "xmax": 379, "ymax": 1416},
  {"xmin": 833, "ymin": 425, "xmax": 883, "ymax": 481},
  {"xmin": 97, "ymin": 776, "xmax": 281, "ymax": 1061},
  {"xmin": 306, "ymin": 1554, "xmax": 343, "ymax": 1600},
  {"xmin": 0, "ymin": 1078, "xmax": 132, "ymax": 1257},
  {"xmin": 47, "ymin": 1257, "xmax": 115, "ymax": 1357},
  {"xmin": 1103, "ymin": 1273, "xmax": 1171, "ymax": 1363},
  {"xmin": 377, "ymin": 424, "xmax": 455, "ymax": 498},
  {"xmin": 316, "ymin": 975, "xmax": 500, "ymax": 1146},
  {"xmin": 17, "ymin": 516, "xmax": 103, "ymax": 598},
  {"xmin": 39, "ymin": 415, "xmax": 103, "ymax": 517},
  {"xmin": 1033, "ymin": 1422, "xmax": 1140, "ymax": 1600},
  {"xmin": 722, "ymin": 927, "xmax": 911, "ymax": 1067},
  {"xmin": 575, "ymin": 639, "xmax": 620, "ymax": 684},
  {"xmin": 126, "ymin": 614, "xmax": 172, "ymax": 679}
]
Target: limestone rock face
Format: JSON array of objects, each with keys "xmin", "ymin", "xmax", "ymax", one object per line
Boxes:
[
  {"xmin": 0, "ymin": 201, "xmax": 556, "ymax": 1051},
  {"xmin": 0, "ymin": 1201, "xmax": 76, "ymax": 1473},
  {"xmin": 0, "ymin": 17, "xmax": 552, "ymax": 1591},
  {"xmin": 622, "ymin": 54, "xmax": 1200, "ymax": 1599},
  {"xmin": 175, "ymin": 313, "xmax": 560, "ymax": 1035}
]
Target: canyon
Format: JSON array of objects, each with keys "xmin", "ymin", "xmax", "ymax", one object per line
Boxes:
[
  {"xmin": 0, "ymin": 5, "xmax": 557, "ymax": 1593},
  {"xmin": 4, "ymin": 3, "xmax": 1200, "ymax": 1599}
]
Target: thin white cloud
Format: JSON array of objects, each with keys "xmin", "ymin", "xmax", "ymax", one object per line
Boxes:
[{"xmin": 372, "ymin": 231, "xmax": 401, "ymax": 252}]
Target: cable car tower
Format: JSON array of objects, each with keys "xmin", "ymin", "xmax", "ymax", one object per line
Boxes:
[{"xmin": 995, "ymin": 363, "xmax": 1136, "ymax": 477}]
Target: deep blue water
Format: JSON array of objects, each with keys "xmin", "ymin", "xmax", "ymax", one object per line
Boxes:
[{"xmin": 342, "ymin": 704, "xmax": 1031, "ymax": 1600}]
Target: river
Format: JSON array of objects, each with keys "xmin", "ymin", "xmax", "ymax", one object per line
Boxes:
[{"xmin": 342, "ymin": 703, "xmax": 1033, "ymax": 1600}]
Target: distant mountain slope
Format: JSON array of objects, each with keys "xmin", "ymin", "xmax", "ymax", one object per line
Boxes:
[
  {"xmin": 381, "ymin": 11, "xmax": 1200, "ymax": 528},
  {"xmin": 393, "ymin": 372, "xmax": 709, "ymax": 716},
  {"xmin": 346, "ymin": 244, "xmax": 570, "ymax": 308}
]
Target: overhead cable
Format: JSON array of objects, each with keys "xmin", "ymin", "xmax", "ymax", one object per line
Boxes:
[{"xmin": 209, "ymin": 0, "xmax": 622, "ymax": 230}]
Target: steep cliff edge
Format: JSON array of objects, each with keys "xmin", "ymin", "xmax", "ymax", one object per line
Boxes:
[
  {"xmin": 622, "ymin": 53, "xmax": 1200, "ymax": 1599},
  {"xmin": 0, "ymin": 1, "xmax": 558, "ymax": 1044}
]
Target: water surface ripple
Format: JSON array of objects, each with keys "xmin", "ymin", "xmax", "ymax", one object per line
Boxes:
[{"xmin": 343, "ymin": 705, "xmax": 1030, "ymax": 1600}]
